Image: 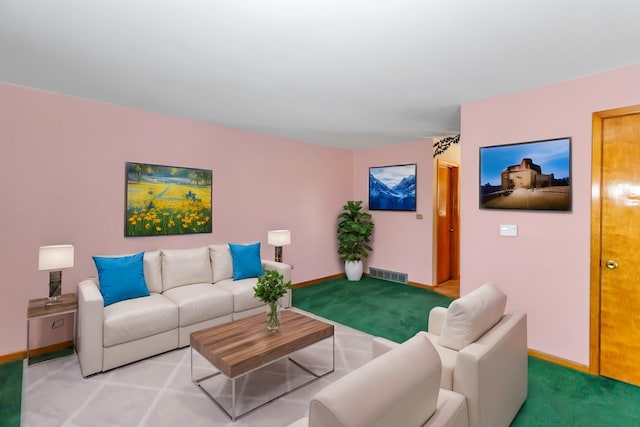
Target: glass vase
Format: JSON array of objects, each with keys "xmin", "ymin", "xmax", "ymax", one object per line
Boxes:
[{"xmin": 266, "ymin": 301, "xmax": 281, "ymax": 332}]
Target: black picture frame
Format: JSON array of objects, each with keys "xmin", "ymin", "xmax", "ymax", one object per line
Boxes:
[
  {"xmin": 369, "ymin": 164, "xmax": 417, "ymax": 211},
  {"xmin": 125, "ymin": 162, "xmax": 212, "ymax": 236},
  {"xmin": 479, "ymin": 137, "xmax": 571, "ymax": 211}
]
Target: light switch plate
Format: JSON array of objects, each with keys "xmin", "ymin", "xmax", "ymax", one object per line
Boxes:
[{"xmin": 499, "ymin": 224, "xmax": 518, "ymax": 237}]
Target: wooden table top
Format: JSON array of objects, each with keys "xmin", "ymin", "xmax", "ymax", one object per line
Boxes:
[
  {"xmin": 27, "ymin": 293, "xmax": 77, "ymax": 319},
  {"xmin": 190, "ymin": 310, "xmax": 334, "ymax": 378}
]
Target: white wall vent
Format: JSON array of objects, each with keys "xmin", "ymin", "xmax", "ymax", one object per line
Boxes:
[{"xmin": 368, "ymin": 267, "xmax": 408, "ymax": 285}]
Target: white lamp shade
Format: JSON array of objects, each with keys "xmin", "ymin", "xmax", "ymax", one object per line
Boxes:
[
  {"xmin": 268, "ymin": 230, "xmax": 291, "ymax": 246},
  {"xmin": 38, "ymin": 244, "xmax": 75, "ymax": 270}
]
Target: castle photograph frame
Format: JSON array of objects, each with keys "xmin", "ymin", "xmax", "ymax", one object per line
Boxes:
[{"xmin": 479, "ymin": 137, "xmax": 572, "ymax": 211}]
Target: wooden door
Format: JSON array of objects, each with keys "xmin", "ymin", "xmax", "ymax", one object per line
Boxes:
[
  {"xmin": 592, "ymin": 105, "xmax": 640, "ymax": 386},
  {"xmin": 436, "ymin": 161, "xmax": 460, "ymax": 284}
]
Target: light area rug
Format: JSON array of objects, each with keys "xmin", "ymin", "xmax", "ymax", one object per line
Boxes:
[{"xmin": 21, "ymin": 309, "xmax": 373, "ymax": 427}]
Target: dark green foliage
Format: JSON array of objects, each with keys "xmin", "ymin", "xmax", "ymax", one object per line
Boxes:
[
  {"xmin": 253, "ymin": 269, "xmax": 292, "ymax": 303},
  {"xmin": 337, "ymin": 200, "xmax": 374, "ymax": 261},
  {"xmin": 433, "ymin": 134, "xmax": 460, "ymax": 157}
]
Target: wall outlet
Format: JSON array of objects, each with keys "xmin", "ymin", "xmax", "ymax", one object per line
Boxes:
[{"xmin": 499, "ymin": 224, "xmax": 518, "ymax": 237}]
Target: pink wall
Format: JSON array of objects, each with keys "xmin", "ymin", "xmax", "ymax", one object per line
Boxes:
[
  {"xmin": 354, "ymin": 141, "xmax": 434, "ymax": 285},
  {"xmin": 0, "ymin": 84, "xmax": 353, "ymax": 355},
  {"xmin": 460, "ymin": 64, "xmax": 640, "ymax": 365}
]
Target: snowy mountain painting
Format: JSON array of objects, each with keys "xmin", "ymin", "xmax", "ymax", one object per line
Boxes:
[{"xmin": 369, "ymin": 164, "xmax": 417, "ymax": 211}]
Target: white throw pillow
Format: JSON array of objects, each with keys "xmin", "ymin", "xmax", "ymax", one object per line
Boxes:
[
  {"xmin": 209, "ymin": 244, "xmax": 233, "ymax": 283},
  {"xmin": 438, "ymin": 282, "xmax": 507, "ymax": 351},
  {"xmin": 161, "ymin": 247, "xmax": 212, "ymax": 291},
  {"xmin": 143, "ymin": 250, "xmax": 163, "ymax": 293}
]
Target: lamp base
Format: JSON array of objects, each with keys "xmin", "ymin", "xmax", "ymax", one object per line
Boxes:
[
  {"xmin": 49, "ymin": 271, "xmax": 62, "ymax": 300},
  {"xmin": 45, "ymin": 296, "xmax": 62, "ymax": 307},
  {"xmin": 274, "ymin": 246, "xmax": 283, "ymax": 263}
]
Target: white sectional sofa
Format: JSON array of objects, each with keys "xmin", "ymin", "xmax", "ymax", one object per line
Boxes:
[{"xmin": 77, "ymin": 244, "xmax": 292, "ymax": 377}]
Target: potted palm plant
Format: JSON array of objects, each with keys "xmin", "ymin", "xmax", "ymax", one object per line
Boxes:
[
  {"xmin": 253, "ymin": 270, "xmax": 292, "ymax": 331},
  {"xmin": 337, "ymin": 200, "xmax": 375, "ymax": 281}
]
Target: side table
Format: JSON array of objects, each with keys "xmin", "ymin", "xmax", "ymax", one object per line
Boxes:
[{"xmin": 26, "ymin": 293, "xmax": 77, "ymax": 365}]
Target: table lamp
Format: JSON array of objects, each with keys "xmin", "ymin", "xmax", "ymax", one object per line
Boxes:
[
  {"xmin": 38, "ymin": 244, "xmax": 74, "ymax": 303},
  {"xmin": 267, "ymin": 230, "xmax": 291, "ymax": 263}
]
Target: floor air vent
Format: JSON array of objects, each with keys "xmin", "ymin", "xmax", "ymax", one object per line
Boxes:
[{"xmin": 369, "ymin": 267, "xmax": 408, "ymax": 285}]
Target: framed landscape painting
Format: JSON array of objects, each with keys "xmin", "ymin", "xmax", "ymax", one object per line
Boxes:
[
  {"xmin": 369, "ymin": 164, "xmax": 417, "ymax": 211},
  {"xmin": 479, "ymin": 137, "xmax": 571, "ymax": 211},
  {"xmin": 125, "ymin": 162, "xmax": 212, "ymax": 236}
]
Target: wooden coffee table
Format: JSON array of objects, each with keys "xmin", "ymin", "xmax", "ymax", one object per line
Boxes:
[{"xmin": 190, "ymin": 309, "xmax": 335, "ymax": 420}]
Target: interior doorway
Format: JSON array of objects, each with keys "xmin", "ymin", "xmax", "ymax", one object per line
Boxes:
[
  {"xmin": 435, "ymin": 160, "xmax": 460, "ymax": 288},
  {"xmin": 590, "ymin": 104, "xmax": 640, "ymax": 387}
]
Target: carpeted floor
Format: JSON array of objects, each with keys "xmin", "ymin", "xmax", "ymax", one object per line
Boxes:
[
  {"xmin": 0, "ymin": 359, "xmax": 22, "ymax": 427},
  {"xmin": 12, "ymin": 311, "xmax": 373, "ymax": 427},
  {"xmin": 512, "ymin": 357, "xmax": 640, "ymax": 426},
  {"xmin": 293, "ymin": 276, "xmax": 454, "ymax": 343}
]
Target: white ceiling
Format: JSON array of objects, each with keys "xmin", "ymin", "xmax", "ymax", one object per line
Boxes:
[{"xmin": 1, "ymin": 1, "xmax": 639, "ymax": 150}]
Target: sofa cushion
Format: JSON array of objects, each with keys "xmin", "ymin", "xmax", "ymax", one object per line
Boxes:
[
  {"xmin": 309, "ymin": 332, "xmax": 441, "ymax": 427},
  {"xmin": 103, "ymin": 293, "xmax": 178, "ymax": 347},
  {"xmin": 143, "ymin": 250, "xmax": 163, "ymax": 293},
  {"xmin": 438, "ymin": 281, "xmax": 507, "ymax": 351},
  {"xmin": 161, "ymin": 247, "xmax": 212, "ymax": 291},
  {"xmin": 229, "ymin": 242, "xmax": 264, "ymax": 280},
  {"xmin": 163, "ymin": 283, "xmax": 234, "ymax": 326},
  {"xmin": 214, "ymin": 278, "xmax": 263, "ymax": 312},
  {"xmin": 93, "ymin": 252, "xmax": 150, "ymax": 306},
  {"xmin": 209, "ymin": 244, "xmax": 233, "ymax": 283},
  {"xmin": 426, "ymin": 331, "xmax": 457, "ymax": 389}
]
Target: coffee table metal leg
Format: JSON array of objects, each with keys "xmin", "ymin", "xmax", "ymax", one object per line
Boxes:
[
  {"xmin": 231, "ymin": 378, "xmax": 236, "ymax": 421},
  {"xmin": 191, "ymin": 335, "xmax": 335, "ymax": 421}
]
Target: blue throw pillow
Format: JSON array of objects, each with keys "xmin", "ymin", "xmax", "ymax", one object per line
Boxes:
[
  {"xmin": 93, "ymin": 252, "xmax": 150, "ymax": 306},
  {"xmin": 229, "ymin": 243, "xmax": 264, "ymax": 280}
]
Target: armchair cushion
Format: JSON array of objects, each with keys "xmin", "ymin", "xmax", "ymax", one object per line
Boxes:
[
  {"xmin": 308, "ymin": 332, "xmax": 441, "ymax": 427},
  {"xmin": 438, "ymin": 282, "xmax": 506, "ymax": 351}
]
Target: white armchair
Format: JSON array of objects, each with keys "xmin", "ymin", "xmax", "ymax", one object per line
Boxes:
[
  {"xmin": 289, "ymin": 331, "xmax": 468, "ymax": 427},
  {"xmin": 374, "ymin": 282, "xmax": 528, "ymax": 427}
]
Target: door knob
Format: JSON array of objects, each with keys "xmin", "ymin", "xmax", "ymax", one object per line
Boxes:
[{"xmin": 606, "ymin": 260, "xmax": 619, "ymax": 269}]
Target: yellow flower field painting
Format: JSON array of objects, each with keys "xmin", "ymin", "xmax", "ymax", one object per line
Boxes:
[{"xmin": 125, "ymin": 162, "xmax": 212, "ymax": 236}]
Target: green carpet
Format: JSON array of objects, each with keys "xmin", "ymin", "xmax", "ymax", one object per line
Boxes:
[
  {"xmin": 27, "ymin": 346, "xmax": 75, "ymax": 366},
  {"xmin": 0, "ymin": 359, "xmax": 22, "ymax": 427},
  {"xmin": 293, "ymin": 276, "xmax": 454, "ymax": 343},
  {"xmin": 512, "ymin": 357, "xmax": 640, "ymax": 426},
  {"xmin": 293, "ymin": 277, "xmax": 640, "ymax": 426}
]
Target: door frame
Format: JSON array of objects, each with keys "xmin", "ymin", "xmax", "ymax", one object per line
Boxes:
[
  {"xmin": 435, "ymin": 159, "xmax": 460, "ymax": 284},
  {"xmin": 589, "ymin": 104, "xmax": 640, "ymax": 375}
]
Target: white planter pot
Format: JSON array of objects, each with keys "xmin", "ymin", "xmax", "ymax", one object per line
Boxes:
[{"xmin": 345, "ymin": 260, "xmax": 364, "ymax": 281}]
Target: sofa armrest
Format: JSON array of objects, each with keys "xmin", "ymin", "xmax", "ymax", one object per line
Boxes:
[
  {"xmin": 454, "ymin": 311, "xmax": 528, "ymax": 427},
  {"xmin": 77, "ymin": 278, "xmax": 104, "ymax": 377},
  {"xmin": 372, "ymin": 336, "xmax": 399, "ymax": 359},
  {"xmin": 262, "ymin": 260, "xmax": 293, "ymax": 308},
  {"xmin": 428, "ymin": 306, "xmax": 448, "ymax": 335}
]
